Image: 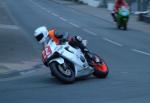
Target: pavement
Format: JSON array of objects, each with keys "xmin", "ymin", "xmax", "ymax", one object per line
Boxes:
[
  {"xmin": 53, "ymin": 0, "xmax": 150, "ymax": 34},
  {"xmin": 0, "ymin": 0, "xmax": 41, "ymax": 78},
  {"xmin": 0, "ymin": 0, "xmax": 13, "ymax": 25}
]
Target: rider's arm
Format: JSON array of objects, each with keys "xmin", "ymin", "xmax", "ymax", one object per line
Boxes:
[
  {"xmin": 122, "ymin": 0, "xmax": 129, "ymax": 7},
  {"xmin": 114, "ymin": 0, "xmax": 119, "ymax": 13}
]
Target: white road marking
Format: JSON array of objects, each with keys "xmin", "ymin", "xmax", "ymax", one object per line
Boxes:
[
  {"xmin": 83, "ymin": 29, "xmax": 97, "ymax": 36},
  {"xmin": 30, "ymin": 0, "xmax": 50, "ymax": 13},
  {"xmin": 47, "ymin": 10, "xmax": 51, "ymax": 13},
  {"xmin": 59, "ymin": 17, "xmax": 67, "ymax": 21},
  {"xmin": 0, "ymin": 24, "xmax": 20, "ymax": 30},
  {"xmin": 69, "ymin": 22, "xmax": 80, "ymax": 28},
  {"xmin": 30, "ymin": 0, "xmax": 41, "ymax": 8},
  {"xmin": 41, "ymin": 7, "xmax": 50, "ymax": 13},
  {"xmin": 121, "ymin": 71, "xmax": 129, "ymax": 74},
  {"xmin": 103, "ymin": 38, "xmax": 123, "ymax": 47},
  {"xmin": 20, "ymin": 70, "xmax": 37, "ymax": 75},
  {"xmin": 132, "ymin": 49, "xmax": 150, "ymax": 56},
  {"xmin": 31, "ymin": 0, "xmax": 71, "ymax": 25},
  {"xmin": 51, "ymin": 12, "xmax": 59, "ymax": 17}
]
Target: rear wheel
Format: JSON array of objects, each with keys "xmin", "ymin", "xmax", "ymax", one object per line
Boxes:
[
  {"xmin": 50, "ymin": 62, "xmax": 75, "ymax": 83},
  {"xmin": 91, "ymin": 55, "xmax": 109, "ymax": 78}
]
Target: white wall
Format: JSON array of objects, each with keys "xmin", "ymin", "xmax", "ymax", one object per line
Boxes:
[{"xmin": 79, "ymin": 0, "xmax": 102, "ymax": 7}]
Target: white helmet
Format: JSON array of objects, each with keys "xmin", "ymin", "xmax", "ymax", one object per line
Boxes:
[{"xmin": 34, "ymin": 26, "xmax": 48, "ymax": 43}]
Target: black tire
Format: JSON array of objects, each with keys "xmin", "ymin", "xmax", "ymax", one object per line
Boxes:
[
  {"xmin": 117, "ymin": 22, "xmax": 121, "ymax": 29},
  {"xmin": 93, "ymin": 61, "xmax": 109, "ymax": 78},
  {"xmin": 91, "ymin": 54, "xmax": 109, "ymax": 78},
  {"xmin": 123, "ymin": 21, "xmax": 127, "ymax": 30},
  {"xmin": 50, "ymin": 62, "xmax": 75, "ymax": 83}
]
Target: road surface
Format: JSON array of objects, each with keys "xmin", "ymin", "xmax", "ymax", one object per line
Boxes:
[{"xmin": 0, "ymin": 0, "xmax": 150, "ymax": 103}]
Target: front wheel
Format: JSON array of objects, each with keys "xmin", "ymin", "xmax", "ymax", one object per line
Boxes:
[
  {"xmin": 123, "ymin": 22, "xmax": 127, "ymax": 30},
  {"xmin": 117, "ymin": 24, "xmax": 121, "ymax": 29},
  {"xmin": 122, "ymin": 17, "xmax": 129, "ymax": 30},
  {"xmin": 50, "ymin": 62, "xmax": 75, "ymax": 83},
  {"xmin": 117, "ymin": 21, "xmax": 121, "ymax": 30},
  {"xmin": 92, "ymin": 55, "xmax": 109, "ymax": 78}
]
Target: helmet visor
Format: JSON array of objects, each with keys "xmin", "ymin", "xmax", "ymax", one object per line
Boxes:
[{"xmin": 35, "ymin": 33, "xmax": 44, "ymax": 42}]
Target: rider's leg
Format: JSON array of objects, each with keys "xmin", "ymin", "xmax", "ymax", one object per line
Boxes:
[
  {"xmin": 68, "ymin": 35, "xmax": 92, "ymax": 62},
  {"xmin": 111, "ymin": 12, "xmax": 117, "ymax": 22}
]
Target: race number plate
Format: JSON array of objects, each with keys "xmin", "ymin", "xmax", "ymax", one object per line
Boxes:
[{"xmin": 42, "ymin": 45, "xmax": 52, "ymax": 62}]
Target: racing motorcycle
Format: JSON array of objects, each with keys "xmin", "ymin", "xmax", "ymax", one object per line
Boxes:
[
  {"xmin": 42, "ymin": 38, "xmax": 109, "ymax": 83},
  {"xmin": 116, "ymin": 6, "xmax": 130, "ymax": 30}
]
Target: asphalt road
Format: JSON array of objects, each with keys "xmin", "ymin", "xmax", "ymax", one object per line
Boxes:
[{"xmin": 0, "ymin": 0, "xmax": 150, "ymax": 103}]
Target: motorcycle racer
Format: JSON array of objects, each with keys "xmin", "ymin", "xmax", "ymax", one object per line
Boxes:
[
  {"xmin": 34, "ymin": 26, "xmax": 109, "ymax": 82},
  {"xmin": 34, "ymin": 26, "xmax": 89, "ymax": 66},
  {"xmin": 111, "ymin": 0, "xmax": 129, "ymax": 22}
]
